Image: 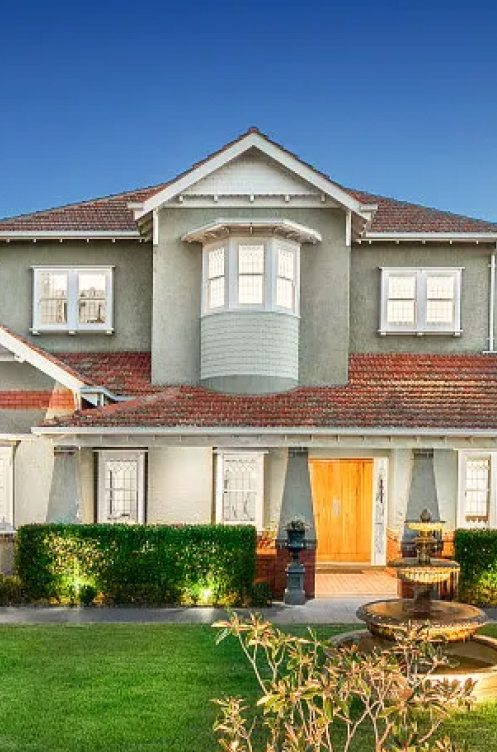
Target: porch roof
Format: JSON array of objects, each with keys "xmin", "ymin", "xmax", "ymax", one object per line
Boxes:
[{"xmin": 39, "ymin": 353, "xmax": 497, "ymax": 433}]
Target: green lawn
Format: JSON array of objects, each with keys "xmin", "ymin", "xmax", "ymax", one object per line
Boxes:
[{"xmin": 0, "ymin": 622, "xmax": 495, "ymax": 752}]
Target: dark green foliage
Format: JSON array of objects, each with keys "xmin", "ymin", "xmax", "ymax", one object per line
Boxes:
[
  {"xmin": 455, "ymin": 528, "xmax": 497, "ymax": 605},
  {"xmin": 250, "ymin": 579, "xmax": 272, "ymax": 607},
  {"xmin": 16, "ymin": 524, "xmax": 256, "ymax": 606},
  {"xmin": 0, "ymin": 574, "xmax": 26, "ymax": 605}
]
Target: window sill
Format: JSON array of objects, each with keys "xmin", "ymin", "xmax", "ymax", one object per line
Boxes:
[
  {"xmin": 378, "ymin": 329, "xmax": 462, "ymax": 337},
  {"xmin": 31, "ymin": 328, "xmax": 114, "ymax": 336},
  {"xmin": 202, "ymin": 308, "xmax": 300, "ymax": 319}
]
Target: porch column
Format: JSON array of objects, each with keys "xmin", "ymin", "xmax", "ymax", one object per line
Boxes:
[
  {"xmin": 405, "ymin": 449, "xmax": 440, "ymax": 522},
  {"xmin": 274, "ymin": 448, "xmax": 316, "ymax": 599},
  {"xmin": 46, "ymin": 446, "xmax": 82, "ymax": 523}
]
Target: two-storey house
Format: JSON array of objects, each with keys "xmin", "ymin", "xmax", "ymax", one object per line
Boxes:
[{"xmin": 1, "ymin": 128, "xmax": 497, "ymax": 596}]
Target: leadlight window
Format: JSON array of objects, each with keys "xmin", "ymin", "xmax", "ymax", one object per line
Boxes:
[
  {"xmin": 32, "ymin": 267, "xmax": 113, "ymax": 333},
  {"xmin": 276, "ymin": 245, "xmax": 296, "ymax": 311},
  {"xmin": 238, "ymin": 245, "xmax": 264, "ymax": 305},
  {"xmin": 462, "ymin": 456, "xmax": 491, "ymax": 527},
  {"xmin": 216, "ymin": 452, "xmax": 264, "ymax": 528},
  {"xmin": 0, "ymin": 448, "xmax": 13, "ymax": 529},
  {"xmin": 97, "ymin": 451, "xmax": 145, "ymax": 524},
  {"xmin": 380, "ymin": 268, "xmax": 461, "ymax": 335}
]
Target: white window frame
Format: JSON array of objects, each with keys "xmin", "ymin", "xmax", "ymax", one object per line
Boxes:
[
  {"xmin": 215, "ymin": 450, "xmax": 264, "ymax": 529},
  {"xmin": 97, "ymin": 450, "xmax": 145, "ymax": 524},
  {"xmin": 458, "ymin": 451, "xmax": 497, "ymax": 529},
  {"xmin": 32, "ymin": 266, "xmax": 114, "ymax": 334},
  {"xmin": 202, "ymin": 237, "xmax": 300, "ymax": 316},
  {"xmin": 379, "ymin": 267, "xmax": 462, "ymax": 335},
  {"xmin": 0, "ymin": 447, "xmax": 14, "ymax": 530}
]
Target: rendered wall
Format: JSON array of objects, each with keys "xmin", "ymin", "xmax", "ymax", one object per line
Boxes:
[
  {"xmin": 14, "ymin": 439, "xmax": 53, "ymax": 525},
  {"xmin": 147, "ymin": 447, "xmax": 213, "ymax": 523},
  {"xmin": 153, "ymin": 207, "xmax": 349, "ymax": 387},
  {"xmin": 0, "ymin": 240, "xmax": 152, "ymax": 352},
  {"xmin": 350, "ymin": 244, "xmax": 490, "ymax": 353}
]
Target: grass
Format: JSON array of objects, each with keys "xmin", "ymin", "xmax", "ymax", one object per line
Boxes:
[{"xmin": 0, "ymin": 622, "xmax": 495, "ymax": 751}]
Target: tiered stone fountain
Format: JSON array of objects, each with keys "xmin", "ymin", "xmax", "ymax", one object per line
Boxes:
[{"xmin": 349, "ymin": 510, "xmax": 497, "ymax": 700}]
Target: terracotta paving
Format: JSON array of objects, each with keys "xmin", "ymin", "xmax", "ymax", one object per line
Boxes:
[{"xmin": 315, "ymin": 569, "xmax": 398, "ymax": 598}]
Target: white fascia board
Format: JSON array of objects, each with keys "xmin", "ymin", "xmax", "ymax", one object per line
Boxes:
[
  {"xmin": 32, "ymin": 425, "xmax": 497, "ymax": 437},
  {"xmin": 363, "ymin": 232, "xmax": 497, "ymax": 242},
  {"xmin": 134, "ymin": 133, "xmax": 367, "ymax": 221},
  {"xmin": 0, "ymin": 231, "xmax": 140, "ymax": 241}
]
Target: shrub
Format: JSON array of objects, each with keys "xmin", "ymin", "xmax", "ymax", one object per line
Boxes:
[
  {"xmin": 0, "ymin": 575, "xmax": 26, "ymax": 605},
  {"xmin": 16, "ymin": 524, "xmax": 256, "ymax": 606},
  {"xmin": 213, "ymin": 613, "xmax": 474, "ymax": 752},
  {"xmin": 455, "ymin": 528, "xmax": 497, "ymax": 605},
  {"xmin": 250, "ymin": 579, "xmax": 272, "ymax": 607}
]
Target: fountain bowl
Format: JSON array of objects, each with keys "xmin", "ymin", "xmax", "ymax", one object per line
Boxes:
[
  {"xmin": 333, "ymin": 629, "xmax": 497, "ymax": 702},
  {"xmin": 390, "ymin": 557, "xmax": 459, "ymax": 585},
  {"xmin": 356, "ymin": 599, "xmax": 487, "ymax": 642}
]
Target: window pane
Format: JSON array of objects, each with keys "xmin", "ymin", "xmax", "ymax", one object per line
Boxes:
[
  {"xmin": 277, "ymin": 248, "xmax": 295, "ymax": 280},
  {"xmin": 387, "ymin": 300, "xmax": 416, "ymax": 325},
  {"xmin": 223, "ymin": 457, "xmax": 259, "ymax": 522},
  {"xmin": 78, "ymin": 272, "xmax": 107, "ymax": 324},
  {"xmin": 426, "ymin": 275, "xmax": 454, "ymax": 300},
  {"xmin": 239, "ymin": 245, "xmax": 264, "ymax": 274},
  {"xmin": 239, "ymin": 275, "xmax": 263, "ymax": 305},
  {"xmin": 276, "ymin": 277, "xmax": 294, "ymax": 309},
  {"xmin": 464, "ymin": 458, "xmax": 490, "ymax": 525},
  {"xmin": 104, "ymin": 459, "xmax": 138, "ymax": 523},
  {"xmin": 208, "ymin": 277, "xmax": 225, "ymax": 308},
  {"xmin": 388, "ymin": 275, "xmax": 416, "ymax": 299},
  {"xmin": 426, "ymin": 300, "xmax": 454, "ymax": 325},
  {"xmin": 39, "ymin": 272, "xmax": 68, "ymax": 325},
  {"xmin": 208, "ymin": 248, "xmax": 225, "ymax": 279}
]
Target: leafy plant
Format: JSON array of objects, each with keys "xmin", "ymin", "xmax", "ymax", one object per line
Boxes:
[
  {"xmin": 16, "ymin": 524, "xmax": 256, "ymax": 606},
  {"xmin": 0, "ymin": 574, "xmax": 26, "ymax": 605},
  {"xmin": 455, "ymin": 529, "xmax": 497, "ymax": 605},
  {"xmin": 213, "ymin": 613, "xmax": 473, "ymax": 752}
]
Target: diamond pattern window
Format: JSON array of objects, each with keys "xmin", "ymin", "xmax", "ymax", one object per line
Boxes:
[
  {"xmin": 216, "ymin": 452, "xmax": 264, "ymax": 529},
  {"xmin": 380, "ymin": 268, "xmax": 461, "ymax": 335},
  {"xmin": 33, "ymin": 267, "xmax": 113, "ymax": 333},
  {"xmin": 460, "ymin": 454, "xmax": 494, "ymax": 528},
  {"xmin": 97, "ymin": 451, "xmax": 145, "ymax": 524}
]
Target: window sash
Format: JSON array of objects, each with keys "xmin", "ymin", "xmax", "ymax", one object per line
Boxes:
[
  {"xmin": 216, "ymin": 452, "xmax": 264, "ymax": 529},
  {"xmin": 380, "ymin": 268, "xmax": 461, "ymax": 334},
  {"xmin": 276, "ymin": 246, "xmax": 296, "ymax": 310},
  {"xmin": 97, "ymin": 451, "xmax": 145, "ymax": 524},
  {"xmin": 33, "ymin": 267, "xmax": 113, "ymax": 332},
  {"xmin": 459, "ymin": 453, "xmax": 495, "ymax": 529},
  {"xmin": 238, "ymin": 245, "xmax": 265, "ymax": 306}
]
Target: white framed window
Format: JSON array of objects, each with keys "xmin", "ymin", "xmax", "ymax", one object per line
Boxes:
[
  {"xmin": 458, "ymin": 452, "xmax": 496, "ymax": 529},
  {"xmin": 0, "ymin": 447, "xmax": 13, "ymax": 530},
  {"xmin": 97, "ymin": 451, "xmax": 145, "ymax": 524},
  {"xmin": 215, "ymin": 451, "xmax": 264, "ymax": 529},
  {"xmin": 380, "ymin": 268, "xmax": 462, "ymax": 335},
  {"xmin": 32, "ymin": 267, "xmax": 114, "ymax": 333},
  {"xmin": 238, "ymin": 244, "xmax": 265, "ymax": 305},
  {"xmin": 202, "ymin": 237, "xmax": 300, "ymax": 315}
]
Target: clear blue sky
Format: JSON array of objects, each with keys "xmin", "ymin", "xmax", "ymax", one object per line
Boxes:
[{"xmin": 1, "ymin": 0, "xmax": 496, "ymax": 222}]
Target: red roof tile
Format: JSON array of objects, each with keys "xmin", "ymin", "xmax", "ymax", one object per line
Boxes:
[
  {"xmin": 43, "ymin": 354, "xmax": 497, "ymax": 432},
  {"xmin": 57, "ymin": 352, "xmax": 155, "ymax": 396},
  {"xmin": 1, "ymin": 130, "xmax": 495, "ymax": 236}
]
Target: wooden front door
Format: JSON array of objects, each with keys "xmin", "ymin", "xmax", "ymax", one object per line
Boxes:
[{"xmin": 309, "ymin": 459, "xmax": 373, "ymax": 563}]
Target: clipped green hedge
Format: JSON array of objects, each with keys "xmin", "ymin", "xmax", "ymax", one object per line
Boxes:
[
  {"xmin": 455, "ymin": 528, "xmax": 497, "ymax": 606},
  {"xmin": 16, "ymin": 524, "xmax": 257, "ymax": 606}
]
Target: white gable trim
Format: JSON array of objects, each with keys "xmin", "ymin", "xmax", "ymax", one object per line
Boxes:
[
  {"xmin": 0, "ymin": 327, "xmax": 113, "ymax": 406},
  {"xmin": 134, "ymin": 132, "xmax": 367, "ymax": 221}
]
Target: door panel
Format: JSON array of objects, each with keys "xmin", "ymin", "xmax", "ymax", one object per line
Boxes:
[{"xmin": 310, "ymin": 459, "xmax": 373, "ymax": 562}]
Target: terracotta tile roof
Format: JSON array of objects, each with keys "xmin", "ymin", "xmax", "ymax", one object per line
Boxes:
[
  {"xmin": 347, "ymin": 188, "xmax": 497, "ymax": 234},
  {"xmin": 43, "ymin": 354, "xmax": 497, "ymax": 431},
  {"xmin": 56, "ymin": 352, "xmax": 155, "ymax": 396},
  {"xmin": 1, "ymin": 129, "xmax": 495, "ymax": 236}
]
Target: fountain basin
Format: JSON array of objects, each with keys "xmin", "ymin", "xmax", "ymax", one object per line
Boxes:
[
  {"xmin": 390, "ymin": 557, "xmax": 459, "ymax": 585},
  {"xmin": 333, "ymin": 629, "xmax": 497, "ymax": 702},
  {"xmin": 357, "ymin": 599, "xmax": 487, "ymax": 642}
]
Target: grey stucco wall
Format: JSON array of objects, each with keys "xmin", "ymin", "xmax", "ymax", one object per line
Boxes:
[
  {"xmin": 0, "ymin": 362, "xmax": 54, "ymax": 390},
  {"xmin": 0, "ymin": 240, "xmax": 152, "ymax": 352},
  {"xmin": 153, "ymin": 207, "xmax": 349, "ymax": 387},
  {"xmin": 350, "ymin": 244, "xmax": 491, "ymax": 353},
  {"xmin": 14, "ymin": 439, "xmax": 53, "ymax": 525},
  {"xmin": 201, "ymin": 312, "xmax": 298, "ymax": 392},
  {"xmin": 147, "ymin": 447, "xmax": 213, "ymax": 523}
]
